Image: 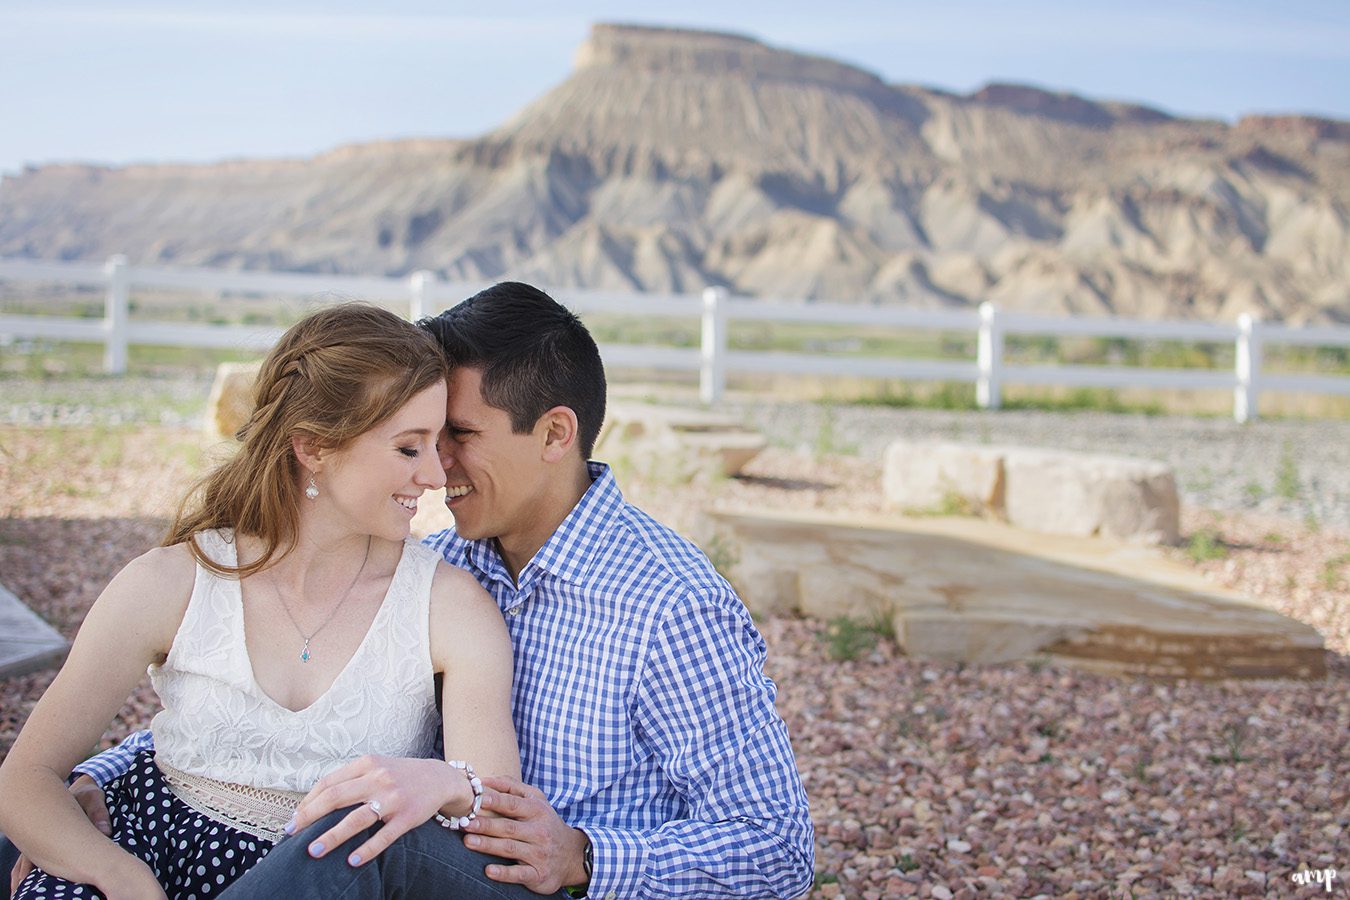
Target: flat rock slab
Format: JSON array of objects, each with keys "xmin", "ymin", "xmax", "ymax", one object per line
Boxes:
[
  {"xmin": 0, "ymin": 582, "xmax": 68, "ymax": 678},
  {"xmin": 709, "ymin": 508, "xmax": 1324, "ymax": 680},
  {"xmin": 596, "ymin": 403, "xmax": 766, "ymax": 479}
]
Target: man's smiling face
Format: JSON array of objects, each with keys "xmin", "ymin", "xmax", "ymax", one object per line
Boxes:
[{"xmin": 438, "ymin": 366, "xmax": 556, "ymax": 560}]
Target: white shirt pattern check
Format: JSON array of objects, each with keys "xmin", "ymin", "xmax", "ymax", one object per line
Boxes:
[{"xmin": 76, "ymin": 463, "xmax": 814, "ymax": 899}]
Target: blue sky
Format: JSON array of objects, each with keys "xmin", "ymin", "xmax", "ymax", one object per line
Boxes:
[{"xmin": 2, "ymin": 1, "xmax": 1348, "ymax": 176}]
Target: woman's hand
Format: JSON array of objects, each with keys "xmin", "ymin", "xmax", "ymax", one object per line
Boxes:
[{"xmin": 289, "ymin": 755, "xmax": 468, "ymax": 867}]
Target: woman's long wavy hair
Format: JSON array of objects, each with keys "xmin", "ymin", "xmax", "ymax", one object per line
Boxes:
[{"xmin": 165, "ymin": 302, "xmax": 448, "ymax": 577}]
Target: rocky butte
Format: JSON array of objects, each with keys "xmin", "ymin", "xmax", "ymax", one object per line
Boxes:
[{"xmin": 2, "ymin": 23, "xmax": 1348, "ymax": 323}]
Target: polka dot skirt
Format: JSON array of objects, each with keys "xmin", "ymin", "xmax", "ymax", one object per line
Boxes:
[{"xmin": 16, "ymin": 751, "xmax": 273, "ymax": 900}]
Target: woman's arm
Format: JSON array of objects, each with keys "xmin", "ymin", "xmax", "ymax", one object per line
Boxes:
[
  {"xmin": 0, "ymin": 545, "xmax": 192, "ymax": 895},
  {"xmin": 430, "ymin": 564, "xmax": 521, "ymax": 787},
  {"xmin": 289, "ymin": 562, "xmax": 520, "ymax": 867}
]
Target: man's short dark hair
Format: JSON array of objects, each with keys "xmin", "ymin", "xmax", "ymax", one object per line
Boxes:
[{"xmin": 420, "ymin": 282, "xmax": 607, "ymax": 458}]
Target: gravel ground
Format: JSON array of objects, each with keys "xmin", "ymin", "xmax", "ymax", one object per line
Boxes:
[
  {"xmin": 1, "ymin": 386, "xmax": 1347, "ymax": 898},
  {"xmin": 6, "ymin": 375, "xmax": 1347, "ymax": 527},
  {"xmin": 725, "ymin": 401, "xmax": 1350, "ymax": 530},
  {"xmin": 0, "ymin": 373, "xmax": 213, "ymax": 428}
]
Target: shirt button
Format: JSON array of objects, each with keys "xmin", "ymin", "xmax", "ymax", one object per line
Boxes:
[
  {"xmin": 507, "ymin": 606, "xmax": 521, "ymax": 616},
  {"xmin": 605, "ymin": 894, "xmax": 617, "ymax": 900}
]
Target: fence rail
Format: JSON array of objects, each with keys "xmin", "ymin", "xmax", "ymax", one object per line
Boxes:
[{"xmin": 2, "ymin": 256, "xmax": 1348, "ymax": 422}]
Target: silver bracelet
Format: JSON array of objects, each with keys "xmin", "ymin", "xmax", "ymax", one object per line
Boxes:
[{"xmin": 435, "ymin": 759, "xmax": 484, "ymax": 830}]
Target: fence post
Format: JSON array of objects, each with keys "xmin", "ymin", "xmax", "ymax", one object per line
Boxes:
[
  {"xmin": 103, "ymin": 255, "xmax": 129, "ymax": 374},
  {"xmin": 1234, "ymin": 313, "xmax": 1262, "ymax": 423},
  {"xmin": 700, "ymin": 286, "xmax": 728, "ymax": 405},
  {"xmin": 976, "ymin": 302, "xmax": 1002, "ymax": 410},
  {"xmin": 408, "ymin": 270, "xmax": 434, "ymax": 321}
]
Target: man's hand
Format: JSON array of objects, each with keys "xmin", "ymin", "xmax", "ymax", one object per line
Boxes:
[
  {"xmin": 462, "ymin": 775, "xmax": 589, "ymax": 895},
  {"xmin": 290, "ymin": 755, "xmax": 465, "ymax": 868},
  {"xmin": 10, "ymin": 775, "xmax": 111, "ymax": 893}
]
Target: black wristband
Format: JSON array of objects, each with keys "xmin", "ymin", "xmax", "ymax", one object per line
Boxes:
[{"xmin": 563, "ymin": 838, "xmax": 593, "ymax": 898}]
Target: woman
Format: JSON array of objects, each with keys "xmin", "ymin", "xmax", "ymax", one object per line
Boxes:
[{"xmin": 0, "ymin": 303, "xmax": 520, "ymax": 899}]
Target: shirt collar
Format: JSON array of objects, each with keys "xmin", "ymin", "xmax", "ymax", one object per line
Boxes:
[{"xmin": 462, "ymin": 461, "xmax": 623, "ymax": 589}]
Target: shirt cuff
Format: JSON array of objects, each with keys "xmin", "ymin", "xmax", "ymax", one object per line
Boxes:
[
  {"xmin": 578, "ymin": 824, "xmax": 649, "ymax": 900},
  {"xmin": 71, "ymin": 729, "xmax": 154, "ymax": 788}
]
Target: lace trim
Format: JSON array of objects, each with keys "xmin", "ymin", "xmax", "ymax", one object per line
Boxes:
[{"xmin": 159, "ymin": 761, "xmax": 304, "ymax": 843}]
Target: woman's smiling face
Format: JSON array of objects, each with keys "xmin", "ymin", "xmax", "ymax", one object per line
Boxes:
[{"xmin": 316, "ymin": 380, "xmax": 448, "ymax": 541}]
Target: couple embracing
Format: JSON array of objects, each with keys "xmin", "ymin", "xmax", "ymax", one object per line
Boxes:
[{"xmin": 0, "ymin": 282, "xmax": 814, "ymax": 899}]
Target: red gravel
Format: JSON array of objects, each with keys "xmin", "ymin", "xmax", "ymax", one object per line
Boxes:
[{"xmin": 2, "ymin": 427, "xmax": 1346, "ymax": 898}]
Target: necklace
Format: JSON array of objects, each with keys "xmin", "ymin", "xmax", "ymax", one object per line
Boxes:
[{"xmin": 265, "ymin": 536, "xmax": 372, "ymax": 663}]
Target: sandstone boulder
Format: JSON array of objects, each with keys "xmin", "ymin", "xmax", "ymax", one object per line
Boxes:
[
  {"xmin": 882, "ymin": 440, "xmax": 1004, "ymax": 515},
  {"xmin": 1002, "ymin": 448, "xmax": 1180, "ymax": 544},
  {"xmin": 882, "ymin": 440, "xmax": 1180, "ymax": 544},
  {"xmin": 205, "ymin": 361, "xmax": 262, "ymax": 441},
  {"xmin": 594, "ymin": 403, "xmax": 765, "ymax": 481}
]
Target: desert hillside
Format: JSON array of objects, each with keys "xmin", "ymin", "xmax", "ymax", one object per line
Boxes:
[{"xmin": 2, "ymin": 23, "xmax": 1349, "ymax": 323}]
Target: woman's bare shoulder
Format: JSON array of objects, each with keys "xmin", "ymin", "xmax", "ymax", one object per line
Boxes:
[
  {"xmin": 427, "ymin": 561, "xmax": 509, "ymax": 666},
  {"xmin": 428, "ymin": 560, "xmax": 494, "ymax": 609},
  {"xmin": 99, "ymin": 542, "xmax": 198, "ymax": 613},
  {"xmin": 122, "ymin": 542, "xmax": 196, "ymax": 581}
]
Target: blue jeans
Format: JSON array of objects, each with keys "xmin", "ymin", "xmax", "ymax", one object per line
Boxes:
[
  {"xmin": 220, "ymin": 807, "xmax": 557, "ymax": 899},
  {"xmin": 0, "ymin": 832, "xmax": 17, "ymax": 900}
]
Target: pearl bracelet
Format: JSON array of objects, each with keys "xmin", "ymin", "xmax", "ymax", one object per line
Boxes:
[{"xmin": 434, "ymin": 759, "xmax": 484, "ymax": 830}]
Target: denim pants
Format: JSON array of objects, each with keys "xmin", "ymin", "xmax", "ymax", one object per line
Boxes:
[
  {"xmin": 1, "ymin": 812, "xmax": 559, "ymax": 900},
  {"xmin": 219, "ymin": 806, "xmax": 557, "ymax": 899},
  {"xmin": 0, "ymin": 832, "xmax": 17, "ymax": 900}
]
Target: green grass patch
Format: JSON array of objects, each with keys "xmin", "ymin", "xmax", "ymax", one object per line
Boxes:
[
  {"xmin": 0, "ymin": 288, "xmax": 318, "ymax": 328},
  {"xmin": 0, "ymin": 340, "xmax": 262, "ymax": 378},
  {"xmin": 854, "ymin": 383, "xmax": 1168, "ymax": 415},
  {"xmin": 1206, "ymin": 722, "xmax": 1251, "ymax": 764},
  {"xmin": 1185, "ymin": 529, "xmax": 1228, "ymax": 562},
  {"xmin": 1002, "ymin": 387, "xmax": 1165, "ymax": 416},
  {"xmin": 811, "ymin": 407, "xmax": 859, "ymax": 457},
  {"xmin": 854, "ymin": 381, "xmax": 979, "ymax": 411},
  {"xmin": 812, "ymin": 871, "xmax": 840, "ymax": 888},
  {"xmin": 1275, "ymin": 444, "xmax": 1301, "ymax": 501},
  {"xmin": 1003, "ymin": 335, "xmax": 1238, "ymax": 370},
  {"xmin": 905, "ymin": 489, "xmax": 977, "ymax": 518},
  {"xmin": 703, "ymin": 532, "xmax": 740, "ymax": 583},
  {"xmin": 1321, "ymin": 553, "xmax": 1350, "ymax": 589},
  {"xmin": 822, "ymin": 614, "xmax": 893, "ymax": 662}
]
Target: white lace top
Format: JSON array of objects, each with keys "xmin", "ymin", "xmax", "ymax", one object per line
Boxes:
[{"xmin": 149, "ymin": 529, "xmax": 441, "ymax": 793}]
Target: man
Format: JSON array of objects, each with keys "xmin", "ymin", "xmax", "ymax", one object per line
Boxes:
[{"xmin": 4, "ymin": 282, "xmax": 814, "ymax": 899}]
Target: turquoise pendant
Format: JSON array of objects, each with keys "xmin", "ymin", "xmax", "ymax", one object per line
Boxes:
[{"xmin": 300, "ymin": 641, "xmax": 312, "ymax": 663}]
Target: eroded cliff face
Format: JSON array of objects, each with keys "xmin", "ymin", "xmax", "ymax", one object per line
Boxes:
[{"xmin": 3, "ymin": 23, "xmax": 1348, "ymax": 322}]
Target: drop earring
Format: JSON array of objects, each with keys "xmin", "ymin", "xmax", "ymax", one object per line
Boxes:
[{"xmin": 305, "ymin": 475, "xmax": 319, "ymax": 500}]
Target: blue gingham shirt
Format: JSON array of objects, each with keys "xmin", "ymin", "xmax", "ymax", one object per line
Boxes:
[{"xmin": 76, "ymin": 463, "xmax": 814, "ymax": 899}]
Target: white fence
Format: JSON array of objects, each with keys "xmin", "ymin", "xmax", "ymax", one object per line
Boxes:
[{"xmin": 2, "ymin": 255, "xmax": 1349, "ymax": 422}]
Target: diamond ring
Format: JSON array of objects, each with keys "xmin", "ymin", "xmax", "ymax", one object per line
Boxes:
[{"xmin": 367, "ymin": 799, "xmax": 383, "ymax": 820}]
